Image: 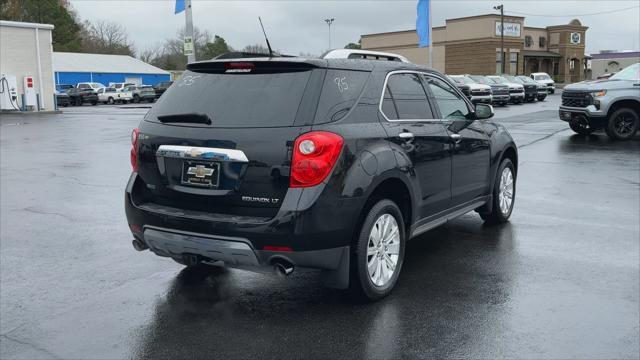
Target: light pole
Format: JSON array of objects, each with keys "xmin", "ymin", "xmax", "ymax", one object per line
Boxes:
[
  {"xmin": 494, "ymin": 4, "xmax": 504, "ymax": 74},
  {"xmin": 324, "ymin": 18, "xmax": 334, "ymax": 50}
]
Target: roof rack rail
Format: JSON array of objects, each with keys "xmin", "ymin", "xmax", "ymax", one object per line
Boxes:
[
  {"xmin": 214, "ymin": 51, "xmax": 295, "ymax": 60},
  {"xmin": 321, "ymin": 49, "xmax": 410, "ymax": 63}
]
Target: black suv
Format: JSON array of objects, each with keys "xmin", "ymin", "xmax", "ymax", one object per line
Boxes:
[
  {"xmin": 153, "ymin": 81, "xmax": 173, "ymax": 99},
  {"xmin": 125, "ymin": 55, "xmax": 518, "ymax": 301},
  {"xmin": 66, "ymin": 87, "xmax": 98, "ymax": 106}
]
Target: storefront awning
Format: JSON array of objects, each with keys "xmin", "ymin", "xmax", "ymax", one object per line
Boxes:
[{"xmin": 522, "ymin": 50, "xmax": 562, "ymax": 58}]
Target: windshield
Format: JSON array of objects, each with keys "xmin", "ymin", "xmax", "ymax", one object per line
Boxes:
[
  {"xmin": 468, "ymin": 75, "xmax": 490, "ymax": 85},
  {"xmin": 449, "ymin": 76, "xmax": 473, "ymax": 85},
  {"xmin": 504, "ymin": 75, "xmax": 521, "ymax": 83},
  {"xmin": 488, "ymin": 76, "xmax": 508, "ymax": 83},
  {"xmin": 518, "ymin": 76, "xmax": 536, "ymax": 84},
  {"xmin": 534, "ymin": 74, "xmax": 551, "ymax": 80},
  {"xmin": 610, "ymin": 63, "xmax": 640, "ymax": 81}
]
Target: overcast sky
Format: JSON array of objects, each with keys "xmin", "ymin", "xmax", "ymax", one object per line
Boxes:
[{"xmin": 70, "ymin": 0, "xmax": 640, "ymax": 56}]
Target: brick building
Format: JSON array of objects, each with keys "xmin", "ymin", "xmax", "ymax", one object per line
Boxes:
[{"xmin": 361, "ymin": 14, "xmax": 589, "ymax": 83}]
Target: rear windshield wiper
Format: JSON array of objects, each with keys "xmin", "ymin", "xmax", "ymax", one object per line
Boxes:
[{"xmin": 157, "ymin": 113, "xmax": 212, "ymax": 125}]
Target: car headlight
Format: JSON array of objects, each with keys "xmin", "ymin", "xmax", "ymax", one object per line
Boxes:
[{"xmin": 591, "ymin": 90, "xmax": 607, "ymax": 97}]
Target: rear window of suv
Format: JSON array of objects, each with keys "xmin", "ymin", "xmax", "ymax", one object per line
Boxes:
[{"xmin": 148, "ymin": 69, "xmax": 312, "ymax": 128}]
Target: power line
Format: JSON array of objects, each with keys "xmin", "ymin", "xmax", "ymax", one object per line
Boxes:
[{"xmin": 506, "ymin": 5, "xmax": 639, "ymax": 17}]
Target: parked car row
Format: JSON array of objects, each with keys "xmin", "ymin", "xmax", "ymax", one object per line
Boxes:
[
  {"xmin": 447, "ymin": 73, "xmax": 553, "ymax": 107},
  {"xmin": 55, "ymin": 81, "xmax": 174, "ymax": 107}
]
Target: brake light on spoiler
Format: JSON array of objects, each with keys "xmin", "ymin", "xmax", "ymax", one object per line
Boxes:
[{"xmin": 225, "ymin": 62, "xmax": 255, "ymax": 73}]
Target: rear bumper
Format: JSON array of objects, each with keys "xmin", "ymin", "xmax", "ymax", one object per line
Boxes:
[
  {"xmin": 124, "ymin": 173, "xmax": 358, "ymax": 287},
  {"xmin": 142, "ymin": 226, "xmax": 348, "ymax": 271}
]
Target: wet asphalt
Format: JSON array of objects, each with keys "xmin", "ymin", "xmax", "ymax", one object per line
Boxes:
[{"xmin": 1, "ymin": 94, "xmax": 639, "ymax": 359}]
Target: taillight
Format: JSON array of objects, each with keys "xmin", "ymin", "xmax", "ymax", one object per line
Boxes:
[
  {"xmin": 290, "ymin": 131, "xmax": 343, "ymax": 188},
  {"xmin": 130, "ymin": 128, "xmax": 139, "ymax": 172}
]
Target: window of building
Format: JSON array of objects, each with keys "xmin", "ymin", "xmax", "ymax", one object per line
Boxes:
[
  {"xmin": 553, "ymin": 61, "xmax": 559, "ymax": 76},
  {"xmin": 423, "ymin": 76, "xmax": 469, "ymax": 120},
  {"xmin": 509, "ymin": 52, "xmax": 519, "ymax": 75},
  {"xmin": 496, "ymin": 51, "xmax": 504, "ymax": 74},
  {"xmin": 525, "ymin": 35, "xmax": 533, "ymax": 47},
  {"xmin": 381, "ymin": 73, "xmax": 432, "ymax": 120},
  {"xmin": 539, "ymin": 37, "xmax": 546, "ymax": 48}
]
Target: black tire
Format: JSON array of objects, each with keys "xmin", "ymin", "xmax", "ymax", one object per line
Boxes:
[
  {"xmin": 349, "ymin": 199, "xmax": 406, "ymax": 302},
  {"xmin": 91, "ymin": 101, "xmax": 98, "ymax": 106},
  {"xmin": 549, "ymin": 89, "xmax": 555, "ymax": 94},
  {"xmin": 133, "ymin": 95, "xmax": 140, "ymax": 103},
  {"xmin": 605, "ymin": 108, "xmax": 639, "ymax": 141},
  {"xmin": 480, "ymin": 158, "xmax": 516, "ymax": 224},
  {"xmin": 569, "ymin": 121, "xmax": 595, "ymax": 135},
  {"xmin": 537, "ymin": 96, "xmax": 546, "ymax": 102},
  {"xmin": 107, "ymin": 97, "xmax": 114, "ymax": 105}
]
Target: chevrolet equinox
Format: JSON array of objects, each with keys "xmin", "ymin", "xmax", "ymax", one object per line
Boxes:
[{"xmin": 125, "ymin": 52, "xmax": 518, "ymax": 301}]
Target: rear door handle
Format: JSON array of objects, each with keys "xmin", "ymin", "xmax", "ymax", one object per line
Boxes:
[
  {"xmin": 398, "ymin": 132, "xmax": 414, "ymax": 140},
  {"xmin": 450, "ymin": 133, "xmax": 462, "ymax": 144}
]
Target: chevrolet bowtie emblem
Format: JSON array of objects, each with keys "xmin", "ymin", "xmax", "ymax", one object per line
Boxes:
[{"xmin": 187, "ymin": 165, "xmax": 214, "ymax": 178}]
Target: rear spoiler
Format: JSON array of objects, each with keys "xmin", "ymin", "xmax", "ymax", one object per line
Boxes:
[
  {"xmin": 187, "ymin": 60, "xmax": 321, "ymax": 74},
  {"xmin": 214, "ymin": 51, "xmax": 295, "ymax": 59}
]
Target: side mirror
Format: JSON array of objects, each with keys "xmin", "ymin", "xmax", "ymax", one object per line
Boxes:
[{"xmin": 475, "ymin": 103, "xmax": 494, "ymax": 120}]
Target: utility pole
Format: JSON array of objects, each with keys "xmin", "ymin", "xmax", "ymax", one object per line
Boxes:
[
  {"xmin": 185, "ymin": 0, "xmax": 196, "ymax": 64},
  {"xmin": 494, "ymin": 4, "xmax": 504, "ymax": 74},
  {"xmin": 324, "ymin": 18, "xmax": 334, "ymax": 50}
]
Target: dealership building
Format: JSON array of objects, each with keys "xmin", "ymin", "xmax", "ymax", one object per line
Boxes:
[{"xmin": 361, "ymin": 14, "xmax": 589, "ymax": 83}]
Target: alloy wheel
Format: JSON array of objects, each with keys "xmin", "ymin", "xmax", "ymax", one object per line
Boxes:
[
  {"xmin": 367, "ymin": 213, "xmax": 400, "ymax": 287},
  {"xmin": 498, "ymin": 167, "xmax": 514, "ymax": 215},
  {"xmin": 613, "ymin": 113, "xmax": 635, "ymax": 136}
]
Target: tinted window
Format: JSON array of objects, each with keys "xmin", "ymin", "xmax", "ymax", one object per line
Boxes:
[
  {"xmin": 106, "ymin": 88, "xmax": 116, "ymax": 93},
  {"xmin": 315, "ymin": 70, "xmax": 369, "ymax": 123},
  {"xmin": 382, "ymin": 73, "xmax": 432, "ymax": 120},
  {"xmin": 424, "ymin": 76, "xmax": 470, "ymax": 120},
  {"xmin": 148, "ymin": 70, "xmax": 312, "ymax": 128},
  {"xmin": 77, "ymin": 84, "xmax": 89, "ymax": 89}
]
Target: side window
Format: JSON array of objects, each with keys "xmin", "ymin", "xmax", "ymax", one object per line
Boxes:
[
  {"xmin": 315, "ymin": 70, "xmax": 370, "ymax": 124},
  {"xmin": 424, "ymin": 76, "xmax": 470, "ymax": 120},
  {"xmin": 381, "ymin": 73, "xmax": 432, "ymax": 120}
]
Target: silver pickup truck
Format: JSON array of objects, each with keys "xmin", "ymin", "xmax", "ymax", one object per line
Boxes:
[{"xmin": 559, "ymin": 63, "xmax": 640, "ymax": 140}]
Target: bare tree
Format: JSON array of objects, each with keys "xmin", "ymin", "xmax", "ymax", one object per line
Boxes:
[
  {"xmin": 81, "ymin": 20, "xmax": 134, "ymax": 56},
  {"xmin": 138, "ymin": 44, "xmax": 162, "ymax": 64},
  {"xmin": 151, "ymin": 27, "xmax": 213, "ymax": 70},
  {"xmin": 242, "ymin": 44, "xmax": 270, "ymax": 54}
]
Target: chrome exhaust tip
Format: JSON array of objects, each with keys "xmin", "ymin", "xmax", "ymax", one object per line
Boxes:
[
  {"xmin": 132, "ymin": 238, "xmax": 148, "ymax": 251},
  {"xmin": 273, "ymin": 260, "xmax": 294, "ymax": 276}
]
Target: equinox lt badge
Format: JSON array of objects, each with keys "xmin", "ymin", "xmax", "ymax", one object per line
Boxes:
[{"xmin": 242, "ymin": 196, "xmax": 280, "ymax": 204}]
